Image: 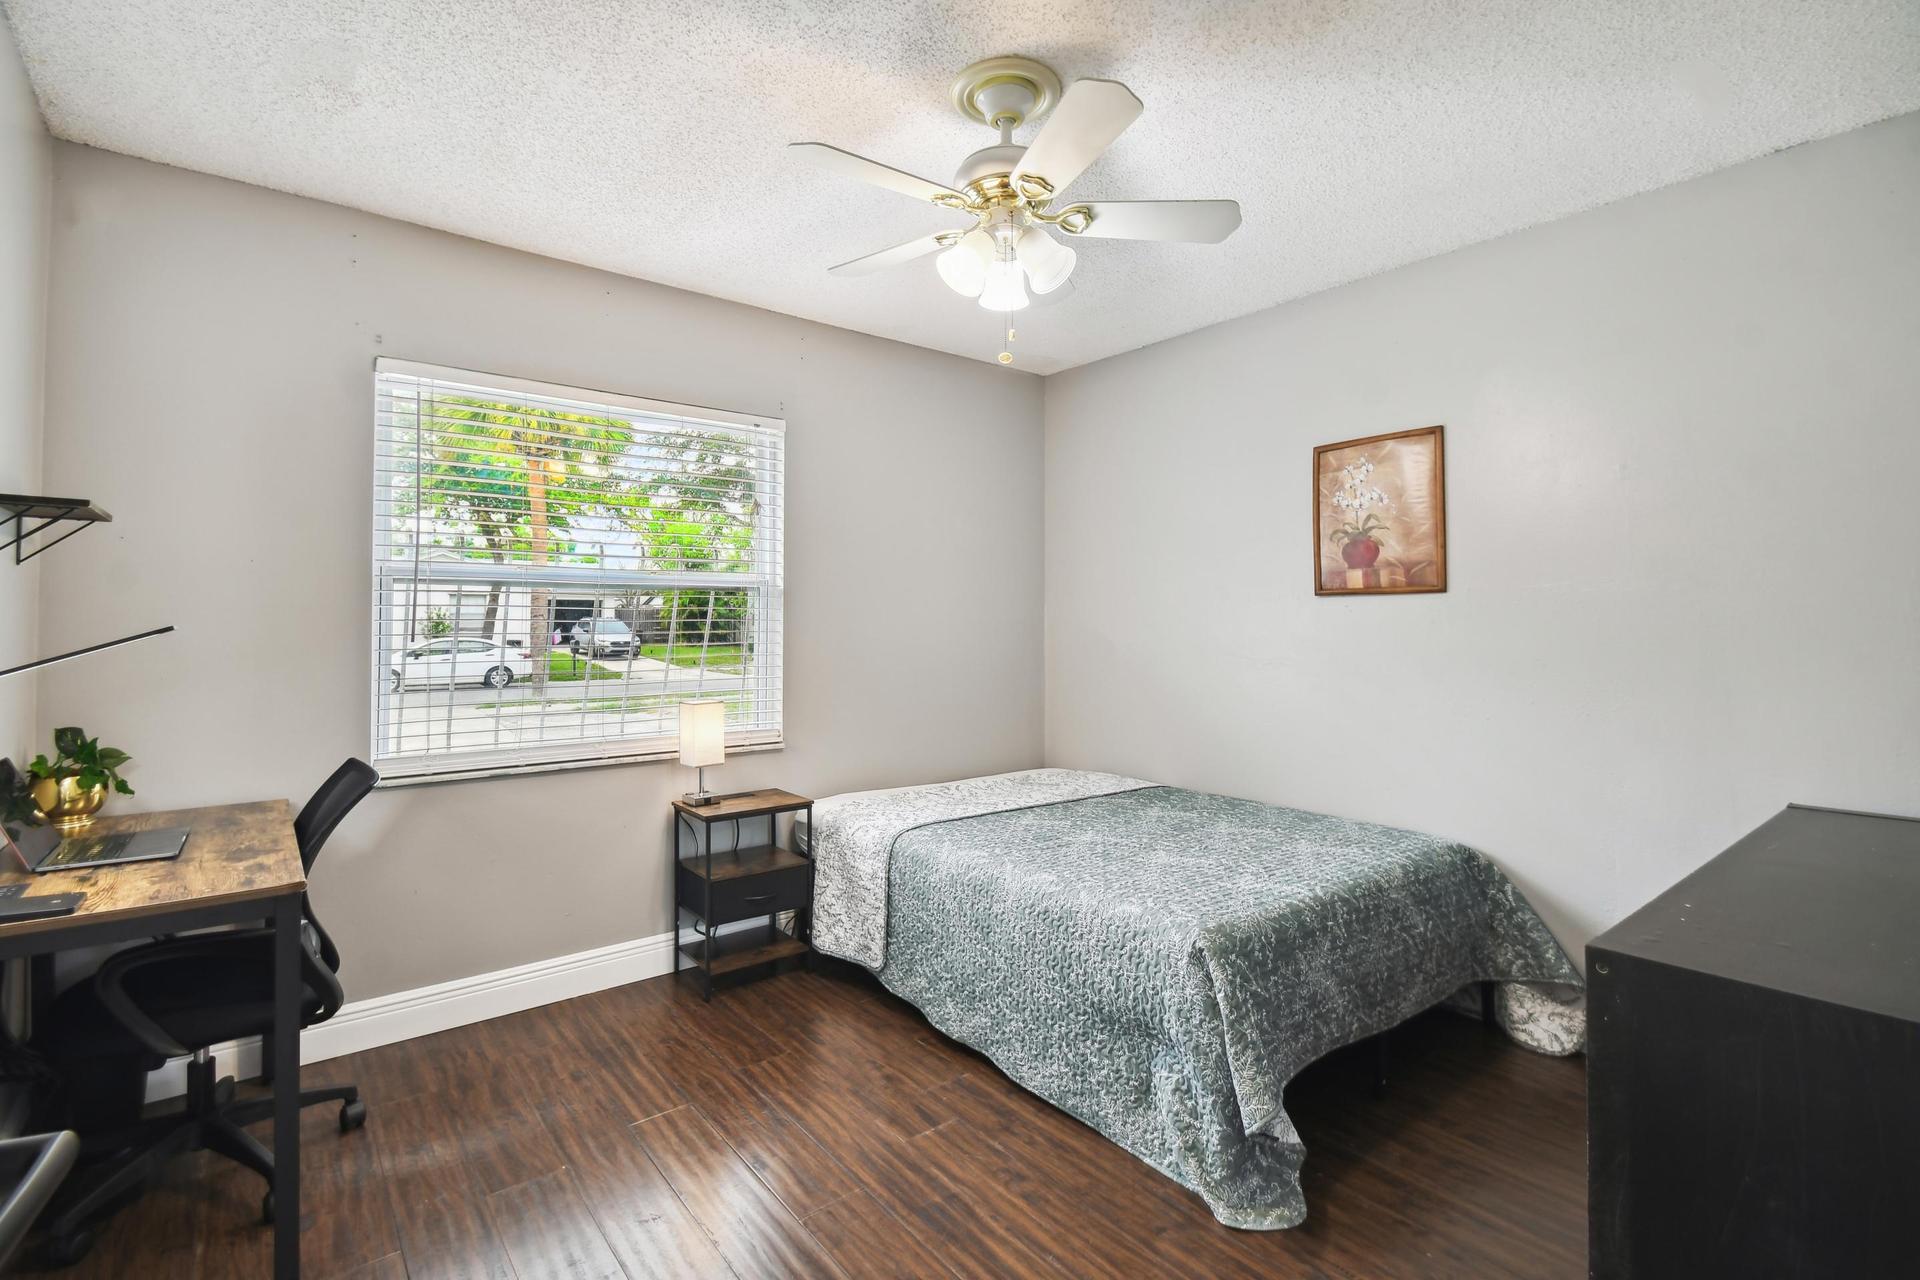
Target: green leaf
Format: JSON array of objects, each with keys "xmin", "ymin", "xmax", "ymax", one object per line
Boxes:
[
  {"xmin": 97, "ymin": 748, "xmax": 131, "ymax": 769},
  {"xmin": 52, "ymin": 726, "xmax": 86, "ymax": 758},
  {"xmin": 27, "ymin": 754, "xmax": 52, "ymax": 778},
  {"xmin": 113, "ymin": 778, "xmax": 134, "ymax": 796}
]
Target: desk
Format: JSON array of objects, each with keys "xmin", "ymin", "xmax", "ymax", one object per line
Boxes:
[{"xmin": 0, "ymin": 800, "xmax": 307, "ymax": 1278}]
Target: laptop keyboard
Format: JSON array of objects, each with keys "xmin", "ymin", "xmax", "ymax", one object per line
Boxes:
[{"xmin": 39, "ymin": 834, "xmax": 133, "ymax": 867}]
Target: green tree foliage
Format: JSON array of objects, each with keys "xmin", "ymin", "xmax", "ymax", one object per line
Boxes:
[
  {"xmin": 396, "ymin": 396, "xmax": 637, "ymax": 565},
  {"xmin": 393, "ymin": 400, "xmax": 764, "ymax": 674},
  {"xmin": 632, "ymin": 429, "xmax": 760, "ymax": 653},
  {"xmin": 393, "ymin": 396, "xmax": 636, "ymax": 676}
]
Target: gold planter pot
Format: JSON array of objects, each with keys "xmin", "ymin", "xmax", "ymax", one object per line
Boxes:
[{"xmin": 30, "ymin": 777, "xmax": 108, "ymax": 834}]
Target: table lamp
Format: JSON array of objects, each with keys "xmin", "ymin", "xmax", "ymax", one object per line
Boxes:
[{"xmin": 678, "ymin": 700, "xmax": 726, "ymax": 806}]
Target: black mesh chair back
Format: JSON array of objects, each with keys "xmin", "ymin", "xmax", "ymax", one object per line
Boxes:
[
  {"xmin": 291, "ymin": 759, "xmax": 377, "ymax": 975},
  {"xmin": 293, "ymin": 759, "xmax": 379, "ymax": 874}
]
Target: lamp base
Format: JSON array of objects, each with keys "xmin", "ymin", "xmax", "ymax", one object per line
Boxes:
[{"xmin": 681, "ymin": 762, "xmax": 722, "ymax": 807}]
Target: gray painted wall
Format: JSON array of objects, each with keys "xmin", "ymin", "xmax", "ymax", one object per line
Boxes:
[
  {"xmin": 27, "ymin": 102, "xmax": 1920, "ymax": 995},
  {"xmin": 39, "ymin": 144, "xmax": 1045, "ymax": 999},
  {"xmin": 1044, "ymin": 112, "xmax": 1920, "ymax": 955},
  {"xmin": 0, "ymin": 16, "xmax": 46, "ymax": 759}
]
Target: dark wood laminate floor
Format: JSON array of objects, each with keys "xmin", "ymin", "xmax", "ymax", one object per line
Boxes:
[{"xmin": 25, "ymin": 964, "xmax": 1587, "ymax": 1279}]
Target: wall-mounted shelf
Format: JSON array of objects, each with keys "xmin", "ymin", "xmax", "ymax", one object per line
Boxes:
[
  {"xmin": 0, "ymin": 494, "xmax": 113, "ymax": 565},
  {"xmin": 0, "ymin": 492, "xmax": 172, "ymax": 680}
]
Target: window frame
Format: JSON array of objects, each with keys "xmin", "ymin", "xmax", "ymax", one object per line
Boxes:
[{"xmin": 369, "ymin": 358, "xmax": 786, "ymax": 786}]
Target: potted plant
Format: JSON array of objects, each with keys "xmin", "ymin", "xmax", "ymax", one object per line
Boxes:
[
  {"xmin": 27, "ymin": 727, "xmax": 135, "ymax": 834},
  {"xmin": 1328, "ymin": 456, "xmax": 1392, "ymax": 569}
]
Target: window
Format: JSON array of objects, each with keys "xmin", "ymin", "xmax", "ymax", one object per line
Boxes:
[{"xmin": 372, "ymin": 359, "xmax": 784, "ymax": 781}]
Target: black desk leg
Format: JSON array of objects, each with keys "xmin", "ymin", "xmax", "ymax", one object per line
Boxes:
[{"xmin": 271, "ymin": 892, "xmax": 302, "ymax": 1278}]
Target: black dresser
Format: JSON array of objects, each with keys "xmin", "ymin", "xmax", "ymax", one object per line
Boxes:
[{"xmin": 1588, "ymin": 804, "xmax": 1920, "ymax": 1278}]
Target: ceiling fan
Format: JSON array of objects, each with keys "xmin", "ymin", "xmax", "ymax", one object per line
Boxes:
[{"xmin": 791, "ymin": 56, "xmax": 1241, "ymax": 365}]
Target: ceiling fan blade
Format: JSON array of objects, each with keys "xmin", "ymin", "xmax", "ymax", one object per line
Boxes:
[
  {"xmin": 1012, "ymin": 79, "xmax": 1143, "ymax": 197},
  {"xmin": 827, "ymin": 234, "xmax": 950, "ymax": 277},
  {"xmin": 1069, "ymin": 200, "xmax": 1242, "ymax": 243},
  {"xmin": 789, "ymin": 142, "xmax": 965, "ymax": 205},
  {"xmin": 1028, "ymin": 276, "xmax": 1076, "ymax": 308}
]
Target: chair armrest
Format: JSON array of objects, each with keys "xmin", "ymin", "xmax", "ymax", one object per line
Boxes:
[{"xmin": 93, "ymin": 924, "xmax": 343, "ymax": 1060}]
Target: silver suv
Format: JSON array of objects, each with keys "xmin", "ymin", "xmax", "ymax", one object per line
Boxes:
[{"xmin": 569, "ymin": 617, "xmax": 635, "ymax": 658}]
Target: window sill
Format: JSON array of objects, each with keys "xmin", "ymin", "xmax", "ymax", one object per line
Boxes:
[{"xmin": 372, "ymin": 739, "xmax": 784, "ymax": 789}]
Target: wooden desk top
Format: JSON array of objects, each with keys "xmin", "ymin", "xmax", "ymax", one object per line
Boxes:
[{"xmin": 0, "ymin": 799, "xmax": 306, "ymax": 940}]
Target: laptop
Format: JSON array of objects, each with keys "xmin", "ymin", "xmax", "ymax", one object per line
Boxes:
[
  {"xmin": 2, "ymin": 818, "xmax": 190, "ymax": 874},
  {"xmin": 0, "ymin": 754, "xmax": 193, "ymax": 873}
]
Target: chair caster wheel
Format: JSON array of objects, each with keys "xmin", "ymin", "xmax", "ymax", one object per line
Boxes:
[
  {"xmin": 40, "ymin": 1226, "xmax": 100, "ymax": 1267},
  {"xmin": 340, "ymin": 1099, "xmax": 367, "ymax": 1132},
  {"xmin": 261, "ymin": 1190, "xmax": 275, "ymax": 1224}
]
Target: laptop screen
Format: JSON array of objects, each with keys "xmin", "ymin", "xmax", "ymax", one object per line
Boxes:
[{"xmin": 2, "ymin": 821, "xmax": 59, "ymax": 867}]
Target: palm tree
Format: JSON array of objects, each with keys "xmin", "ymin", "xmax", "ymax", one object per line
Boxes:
[{"xmin": 400, "ymin": 395, "xmax": 636, "ymax": 683}]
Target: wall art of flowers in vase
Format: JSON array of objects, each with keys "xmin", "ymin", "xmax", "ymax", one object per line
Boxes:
[{"xmin": 1313, "ymin": 426, "xmax": 1446, "ymax": 595}]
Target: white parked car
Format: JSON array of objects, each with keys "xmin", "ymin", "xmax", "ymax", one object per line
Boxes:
[{"xmin": 390, "ymin": 638, "xmax": 532, "ymax": 691}]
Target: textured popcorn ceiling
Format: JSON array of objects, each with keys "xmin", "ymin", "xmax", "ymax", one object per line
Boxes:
[{"xmin": 6, "ymin": 2, "xmax": 1919, "ymax": 374}]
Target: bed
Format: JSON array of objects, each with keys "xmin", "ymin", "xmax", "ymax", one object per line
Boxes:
[{"xmin": 802, "ymin": 768, "xmax": 1583, "ymax": 1231}]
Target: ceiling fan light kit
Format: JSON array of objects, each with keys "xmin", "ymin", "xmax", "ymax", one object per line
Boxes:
[{"xmin": 794, "ymin": 55, "xmax": 1241, "ymax": 366}]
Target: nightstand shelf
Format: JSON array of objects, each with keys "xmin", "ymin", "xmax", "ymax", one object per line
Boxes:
[
  {"xmin": 672, "ymin": 788, "xmax": 811, "ymax": 822},
  {"xmin": 679, "ymin": 927, "xmax": 810, "ymax": 976},
  {"xmin": 672, "ymin": 789, "xmax": 814, "ymax": 999}
]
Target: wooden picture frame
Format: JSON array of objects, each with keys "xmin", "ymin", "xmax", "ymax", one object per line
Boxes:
[{"xmin": 1313, "ymin": 425, "xmax": 1446, "ymax": 595}]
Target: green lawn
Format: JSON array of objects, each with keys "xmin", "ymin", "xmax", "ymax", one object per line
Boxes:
[
  {"xmin": 546, "ymin": 651, "xmax": 621, "ymax": 682},
  {"xmin": 640, "ymin": 643, "xmax": 747, "ymax": 671},
  {"xmin": 546, "ymin": 647, "xmax": 748, "ymax": 681}
]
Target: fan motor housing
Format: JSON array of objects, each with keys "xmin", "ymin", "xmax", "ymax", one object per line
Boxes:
[{"xmin": 953, "ymin": 144, "xmax": 1026, "ymax": 193}]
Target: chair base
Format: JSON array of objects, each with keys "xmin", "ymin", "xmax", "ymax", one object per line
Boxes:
[{"xmin": 38, "ymin": 1053, "xmax": 364, "ymax": 1263}]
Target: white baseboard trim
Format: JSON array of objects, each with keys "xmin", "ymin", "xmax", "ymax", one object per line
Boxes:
[{"xmin": 144, "ymin": 918, "xmax": 771, "ymax": 1102}]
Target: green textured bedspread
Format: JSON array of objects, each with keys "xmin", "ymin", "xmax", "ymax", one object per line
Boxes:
[{"xmin": 869, "ymin": 785, "xmax": 1583, "ymax": 1230}]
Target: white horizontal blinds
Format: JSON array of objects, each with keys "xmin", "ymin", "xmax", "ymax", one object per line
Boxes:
[{"xmin": 371, "ymin": 359, "xmax": 784, "ymax": 779}]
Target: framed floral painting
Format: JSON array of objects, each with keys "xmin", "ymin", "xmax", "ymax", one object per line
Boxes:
[{"xmin": 1313, "ymin": 425, "xmax": 1446, "ymax": 595}]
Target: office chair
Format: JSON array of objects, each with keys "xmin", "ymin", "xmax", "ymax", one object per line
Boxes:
[{"xmin": 33, "ymin": 759, "xmax": 379, "ymax": 1262}]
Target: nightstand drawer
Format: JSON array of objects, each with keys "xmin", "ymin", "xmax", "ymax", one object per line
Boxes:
[{"xmin": 678, "ymin": 860, "xmax": 810, "ymax": 926}]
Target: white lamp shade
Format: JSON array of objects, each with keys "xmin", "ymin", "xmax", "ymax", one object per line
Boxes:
[
  {"xmin": 678, "ymin": 700, "xmax": 727, "ymax": 767},
  {"xmin": 936, "ymin": 229, "xmax": 992, "ymax": 297},
  {"xmin": 978, "ymin": 251, "xmax": 1030, "ymax": 312},
  {"xmin": 1017, "ymin": 227, "xmax": 1076, "ymax": 295}
]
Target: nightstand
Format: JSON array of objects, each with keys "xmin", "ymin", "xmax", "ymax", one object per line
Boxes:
[{"xmin": 672, "ymin": 788, "xmax": 813, "ymax": 1000}]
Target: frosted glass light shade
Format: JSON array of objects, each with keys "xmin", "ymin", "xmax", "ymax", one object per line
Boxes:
[
  {"xmin": 936, "ymin": 229, "xmax": 992, "ymax": 297},
  {"xmin": 979, "ymin": 252, "xmax": 1029, "ymax": 312},
  {"xmin": 678, "ymin": 700, "xmax": 727, "ymax": 767},
  {"xmin": 1017, "ymin": 228, "xmax": 1076, "ymax": 294}
]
